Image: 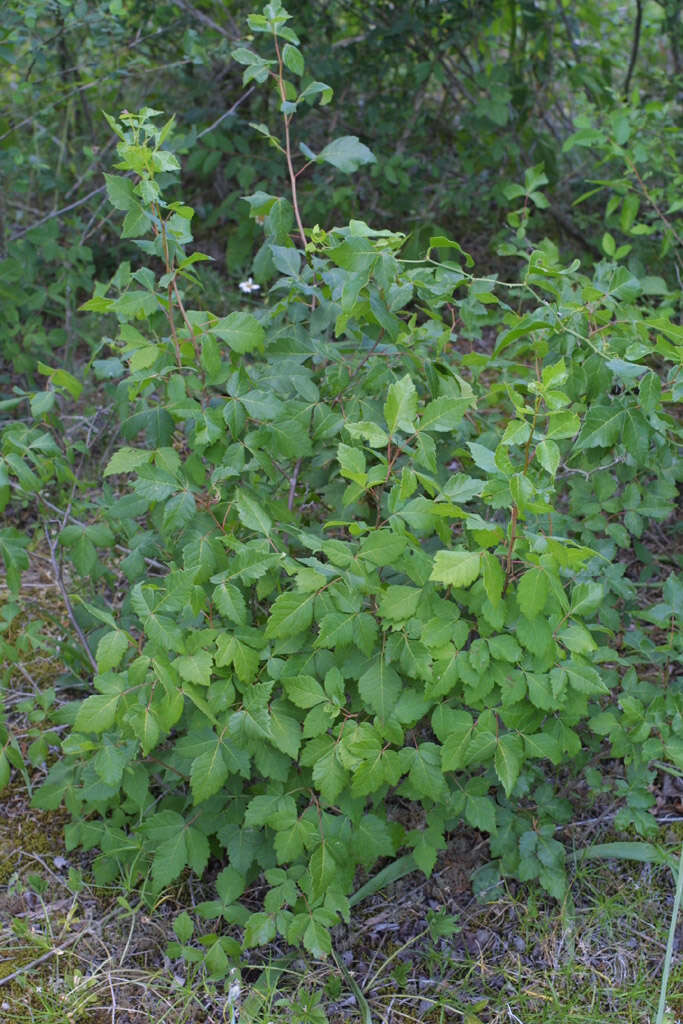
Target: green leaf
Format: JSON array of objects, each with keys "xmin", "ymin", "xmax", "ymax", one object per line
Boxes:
[
  {"xmin": 74, "ymin": 693, "xmax": 120, "ymax": 734},
  {"xmin": 440, "ymin": 711, "xmax": 474, "ymax": 771},
  {"xmin": 303, "ymin": 918, "xmax": 332, "ymax": 957},
  {"xmin": 213, "ymin": 582, "xmax": 247, "ymax": 625},
  {"xmin": 545, "ymin": 411, "xmax": 580, "ymax": 439},
  {"xmin": 0, "ymin": 754, "xmax": 10, "ymax": 791},
  {"xmin": 574, "ymin": 405, "xmax": 624, "ymax": 450},
  {"xmin": 104, "ymin": 447, "xmax": 152, "ymax": 476},
  {"xmin": 517, "ymin": 616, "xmax": 554, "ymax": 657},
  {"xmin": 318, "ymin": 136, "xmax": 376, "ymax": 173},
  {"xmin": 494, "ymin": 734, "xmax": 524, "ymax": 796},
  {"xmin": 524, "ymin": 732, "xmax": 562, "ymax": 764},
  {"xmin": 345, "ymin": 420, "xmax": 388, "ymax": 447},
  {"xmin": 191, "ymin": 745, "xmax": 229, "ymax": 803},
  {"xmin": 482, "ymin": 553, "xmax": 504, "ymax": 606},
  {"xmin": 384, "ymin": 374, "xmax": 417, "ymax": 434},
  {"xmin": 265, "ymin": 591, "xmax": 315, "ymax": 639},
  {"xmin": 313, "ymin": 612, "xmax": 355, "ymax": 650},
  {"xmin": 535, "ymin": 439, "xmax": 560, "ymax": 476},
  {"xmin": 235, "ymin": 488, "xmax": 272, "ymax": 536},
  {"xmin": 420, "ymin": 396, "xmax": 470, "ymax": 432},
  {"xmin": 283, "ymin": 674, "xmax": 326, "ymax": 709},
  {"xmin": 152, "ymin": 831, "xmax": 187, "ymax": 889},
  {"xmin": 282, "ymin": 43, "xmax": 304, "ymax": 75},
  {"xmin": 378, "ymin": 585, "xmax": 420, "ymax": 622},
  {"xmin": 562, "ymin": 659, "xmax": 609, "ymax": 695},
  {"xmin": 570, "ymin": 582, "xmax": 603, "ymax": 617},
  {"xmin": 430, "ymin": 549, "xmax": 481, "ymax": 589},
  {"xmin": 244, "ymin": 912, "xmax": 276, "ymax": 947},
  {"xmin": 558, "ymin": 623, "xmax": 597, "ymax": 654},
  {"xmin": 104, "ymin": 174, "xmax": 137, "ymax": 211},
  {"xmin": 359, "ymin": 530, "xmax": 407, "ymax": 567},
  {"xmin": 516, "ymin": 568, "xmax": 548, "ymax": 619},
  {"xmin": 487, "ymin": 634, "xmax": 521, "ymax": 663},
  {"xmin": 96, "ymin": 631, "xmax": 129, "ymax": 672},
  {"xmin": 174, "ymin": 651, "xmax": 214, "ymax": 687},
  {"xmin": 213, "ymin": 312, "xmax": 265, "ymax": 354},
  {"xmin": 464, "ymin": 795, "xmax": 497, "ymax": 833},
  {"xmin": 358, "ymin": 657, "xmax": 401, "ymax": 719},
  {"xmin": 309, "ymin": 842, "xmax": 339, "ymax": 899}
]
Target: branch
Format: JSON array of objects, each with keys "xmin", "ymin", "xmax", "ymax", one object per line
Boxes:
[{"xmin": 623, "ymin": 0, "xmax": 643, "ymax": 97}]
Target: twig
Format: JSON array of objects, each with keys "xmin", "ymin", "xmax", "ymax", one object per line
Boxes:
[
  {"xmin": 196, "ymin": 87, "xmax": 255, "ymax": 139},
  {"xmin": 288, "ymin": 459, "xmax": 302, "ymax": 511},
  {"xmin": 44, "ymin": 525, "xmax": 98, "ymax": 673},
  {"xmin": 10, "ymin": 184, "xmax": 106, "ymax": 241},
  {"xmin": 272, "ymin": 34, "xmax": 307, "ymax": 250},
  {"xmin": 171, "ymin": 0, "xmax": 238, "ymax": 40}
]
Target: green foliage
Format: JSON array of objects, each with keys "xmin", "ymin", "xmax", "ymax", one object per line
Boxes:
[{"xmin": 1, "ymin": 0, "xmax": 681, "ymax": 975}]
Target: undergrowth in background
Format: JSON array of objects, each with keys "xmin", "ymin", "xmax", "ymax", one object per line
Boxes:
[
  {"xmin": 1, "ymin": 0, "xmax": 681, "ymax": 378},
  {"xmin": 0, "ymin": 0, "xmax": 682, "ymax": 1020}
]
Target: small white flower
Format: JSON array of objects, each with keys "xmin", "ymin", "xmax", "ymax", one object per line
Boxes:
[{"xmin": 238, "ymin": 277, "xmax": 260, "ymax": 294}]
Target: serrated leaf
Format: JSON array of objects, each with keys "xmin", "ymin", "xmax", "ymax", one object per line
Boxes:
[
  {"xmin": 244, "ymin": 912, "xmax": 277, "ymax": 947},
  {"xmin": 174, "ymin": 651, "xmax": 213, "ymax": 687},
  {"xmin": 358, "ymin": 657, "xmax": 401, "ymax": 719},
  {"xmin": 574, "ymin": 405, "xmax": 624, "ymax": 450},
  {"xmin": 440, "ymin": 711, "xmax": 474, "ymax": 771},
  {"xmin": 313, "ymin": 611, "xmax": 355, "ymax": 650},
  {"xmin": 563, "ymin": 659, "xmax": 608, "ymax": 695},
  {"xmin": 265, "ymin": 591, "xmax": 315, "ymax": 639},
  {"xmin": 303, "ymin": 918, "xmax": 332, "ymax": 957},
  {"xmin": 384, "ymin": 374, "xmax": 417, "ymax": 434},
  {"xmin": 378, "ymin": 585, "xmax": 420, "ymax": 622},
  {"xmin": 213, "ymin": 582, "xmax": 247, "ymax": 625},
  {"xmin": 104, "ymin": 173, "xmax": 137, "ymax": 211},
  {"xmin": 524, "ymin": 732, "xmax": 562, "ymax": 763},
  {"xmin": 546, "ymin": 411, "xmax": 580, "ymax": 439},
  {"xmin": 430, "ymin": 549, "xmax": 481, "ymax": 588},
  {"xmin": 213, "ymin": 311, "xmax": 265, "ymax": 354},
  {"xmin": 96, "ymin": 630, "xmax": 129, "ymax": 672},
  {"xmin": 235, "ymin": 489, "xmax": 272, "ymax": 536},
  {"xmin": 345, "ymin": 420, "xmax": 388, "ymax": 447},
  {"xmin": 152, "ymin": 831, "xmax": 187, "ymax": 889},
  {"xmin": 516, "ymin": 568, "xmax": 548, "ymax": 619},
  {"xmin": 482, "ymin": 553, "xmax": 504, "ymax": 606},
  {"xmin": 558, "ymin": 623, "xmax": 597, "ymax": 653},
  {"xmin": 74, "ymin": 693, "xmax": 120, "ymax": 733},
  {"xmin": 104, "ymin": 447, "xmax": 152, "ymax": 476},
  {"xmin": 464, "ymin": 794, "xmax": 497, "ymax": 833},
  {"xmin": 191, "ymin": 745, "xmax": 228, "ymax": 803},
  {"xmin": 420, "ymin": 396, "xmax": 470, "ymax": 432},
  {"xmin": 495, "ymin": 734, "xmax": 524, "ymax": 796},
  {"xmin": 487, "ymin": 634, "xmax": 521, "ymax": 662},
  {"xmin": 283, "ymin": 674, "xmax": 326, "ymax": 709},
  {"xmin": 309, "ymin": 842, "xmax": 339, "ymax": 899},
  {"xmin": 570, "ymin": 582, "xmax": 603, "ymax": 617},
  {"xmin": 359, "ymin": 529, "xmax": 407, "ymax": 567}
]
